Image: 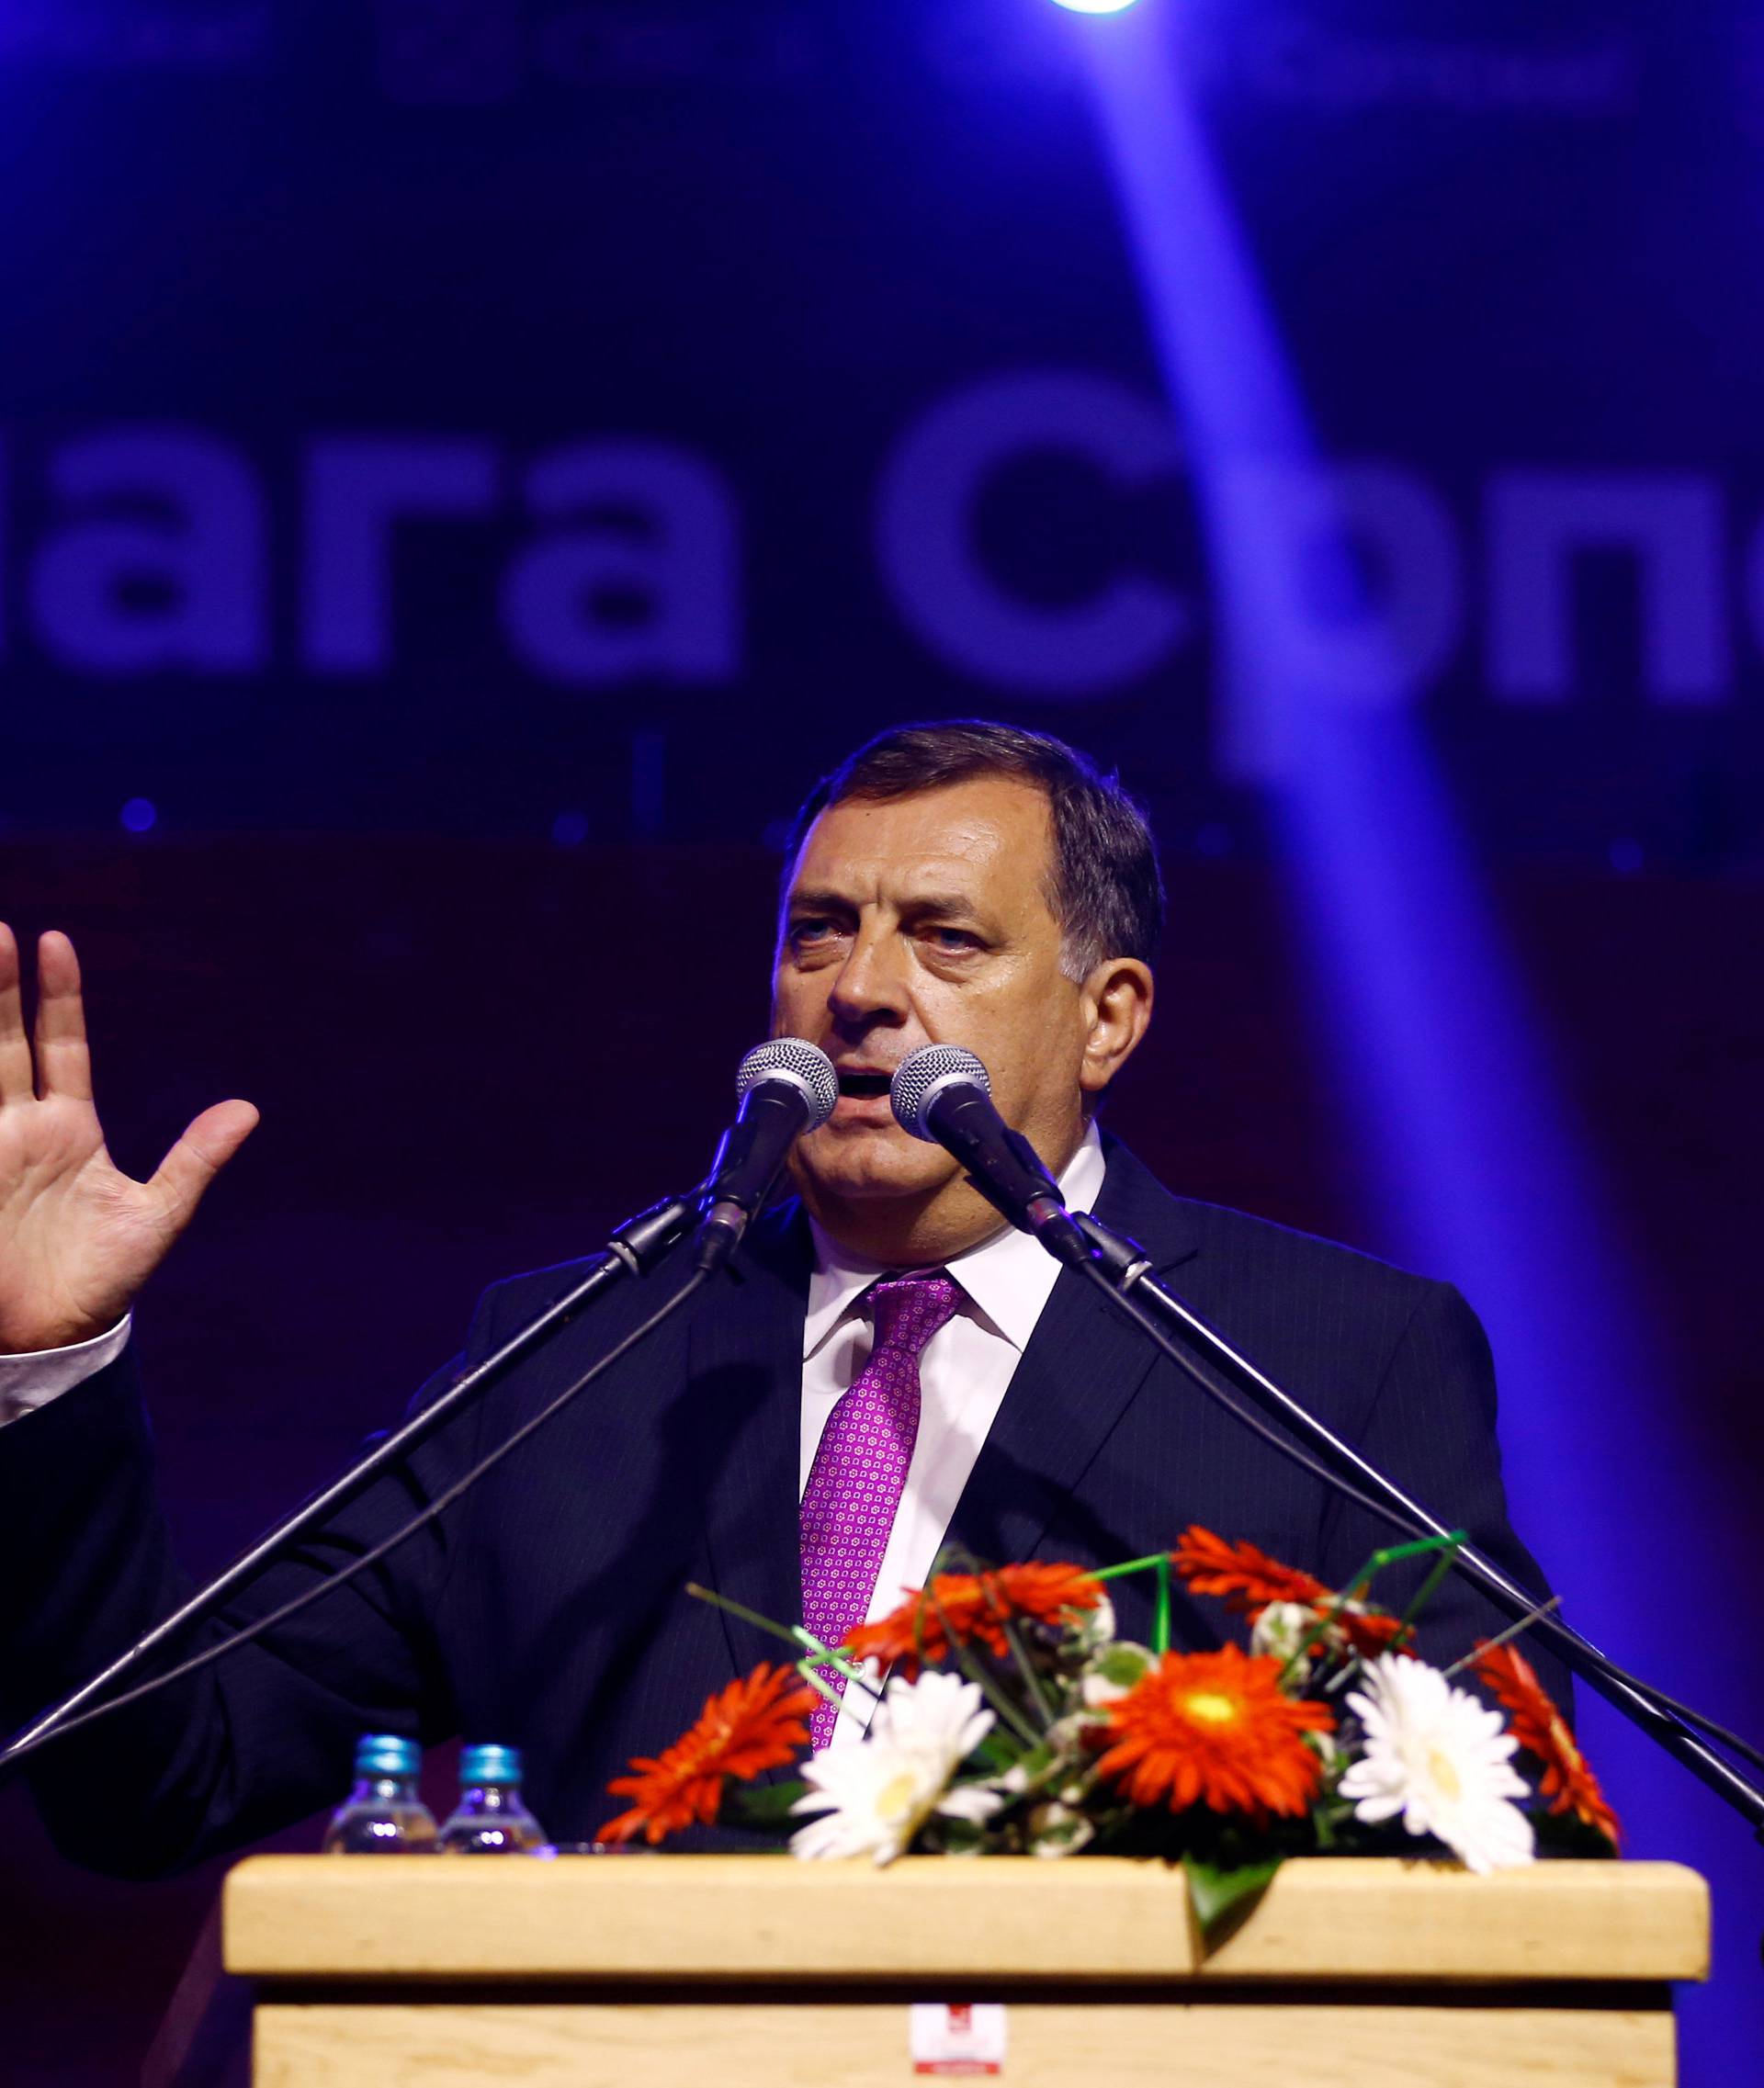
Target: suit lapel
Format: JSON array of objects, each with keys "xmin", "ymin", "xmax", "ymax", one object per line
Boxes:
[
  {"xmin": 946, "ymin": 1139, "xmax": 1202, "ymax": 1568},
  {"xmin": 686, "ymin": 1205, "xmax": 811, "ymax": 1680},
  {"xmin": 684, "ymin": 1141, "xmax": 1204, "ymax": 1669}
]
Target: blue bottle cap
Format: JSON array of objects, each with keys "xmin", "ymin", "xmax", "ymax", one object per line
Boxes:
[
  {"xmin": 460, "ymin": 1743, "xmax": 523, "ymax": 1786},
  {"xmin": 354, "ymin": 1733, "xmax": 421, "ymax": 1778}
]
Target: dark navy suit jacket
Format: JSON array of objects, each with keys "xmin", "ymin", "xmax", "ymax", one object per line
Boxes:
[{"xmin": 1, "ymin": 1140, "xmax": 1566, "ymax": 1878}]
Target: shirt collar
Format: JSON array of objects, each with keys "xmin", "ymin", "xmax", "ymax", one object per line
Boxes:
[{"xmin": 803, "ymin": 1123, "xmax": 1107, "ymax": 1360}]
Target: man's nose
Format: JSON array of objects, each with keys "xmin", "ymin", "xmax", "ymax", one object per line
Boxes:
[{"xmin": 828, "ymin": 926, "xmax": 909, "ymax": 1028}]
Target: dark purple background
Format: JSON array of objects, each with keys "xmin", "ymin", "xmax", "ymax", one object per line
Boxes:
[
  {"xmin": 4, "ymin": 0, "xmax": 1764, "ymax": 2077},
  {"xmin": 3, "ymin": 834, "xmax": 1758, "ymax": 2079}
]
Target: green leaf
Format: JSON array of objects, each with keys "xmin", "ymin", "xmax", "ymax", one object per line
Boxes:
[
  {"xmin": 722, "ymin": 1778, "xmax": 809, "ymax": 1830},
  {"xmin": 932, "ymin": 1812, "xmax": 992, "ymax": 1855},
  {"xmin": 969, "ymin": 1729, "xmax": 1022, "ymax": 1775},
  {"xmin": 1182, "ymin": 1851, "xmax": 1283, "ymax": 1957},
  {"xmin": 1093, "ymin": 1642, "xmax": 1153, "ymax": 1688}
]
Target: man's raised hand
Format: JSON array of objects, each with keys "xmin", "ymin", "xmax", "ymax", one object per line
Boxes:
[{"xmin": 0, "ymin": 924, "xmax": 258, "ymax": 1355}]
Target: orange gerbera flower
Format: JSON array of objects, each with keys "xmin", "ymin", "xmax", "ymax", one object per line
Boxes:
[
  {"xmin": 1316, "ymin": 1607, "xmax": 1409, "ymax": 1660},
  {"xmin": 1171, "ymin": 1526, "xmax": 1408, "ymax": 1661},
  {"xmin": 846, "ymin": 1562, "xmax": 1104, "ymax": 1677},
  {"xmin": 1094, "ymin": 1644, "xmax": 1334, "ymax": 1824},
  {"xmin": 598, "ymin": 1663, "xmax": 819, "ymax": 1846},
  {"xmin": 1473, "ymin": 1641, "xmax": 1622, "ymax": 1848},
  {"xmin": 1173, "ymin": 1526, "xmax": 1330, "ymax": 1608}
]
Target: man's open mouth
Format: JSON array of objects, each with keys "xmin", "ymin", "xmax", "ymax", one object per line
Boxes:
[{"xmin": 835, "ymin": 1070, "xmax": 892, "ymax": 1100}]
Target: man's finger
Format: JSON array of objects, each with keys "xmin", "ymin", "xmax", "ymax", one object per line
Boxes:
[
  {"xmin": 34, "ymin": 931, "xmax": 94, "ymax": 1103},
  {"xmin": 149, "ymin": 1099, "xmax": 261, "ymax": 1232},
  {"xmin": 0, "ymin": 922, "xmax": 32, "ymax": 1107}
]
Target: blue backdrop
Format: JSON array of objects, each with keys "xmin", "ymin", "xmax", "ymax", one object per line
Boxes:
[{"xmin": 3, "ymin": 3, "xmax": 1760, "ymax": 2081}]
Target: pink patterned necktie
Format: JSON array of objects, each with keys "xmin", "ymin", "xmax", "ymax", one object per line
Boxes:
[{"xmin": 799, "ymin": 1270, "xmax": 961, "ymax": 1749}]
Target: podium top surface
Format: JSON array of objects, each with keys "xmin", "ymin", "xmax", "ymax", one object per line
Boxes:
[{"xmin": 222, "ymin": 1854, "xmax": 1708, "ymax": 1986}]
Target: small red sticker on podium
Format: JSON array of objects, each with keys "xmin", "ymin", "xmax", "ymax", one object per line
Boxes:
[{"xmin": 910, "ymin": 2002, "xmax": 1007, "ymax": 2075}]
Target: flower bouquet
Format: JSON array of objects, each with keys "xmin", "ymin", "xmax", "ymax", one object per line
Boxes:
[{"xmin": 599, "ymin": 1528, "xmax": 1619, "ymax": 1949}]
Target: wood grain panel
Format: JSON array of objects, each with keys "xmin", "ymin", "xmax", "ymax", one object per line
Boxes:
[
  {"xmin": 223, "ymin": 1854, "xmax": 1710, "ymax": 1985},
  {"xmin": 253, "ymin": 1999, "xmax": 1677, "ymax": 2088}
]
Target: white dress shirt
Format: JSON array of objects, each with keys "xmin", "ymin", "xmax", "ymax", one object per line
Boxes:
[
  {"xmin": 0, "ymin": 1127, "xmax": 1108, "ymax": 1754},
  {"xmin": 802, "ymin": 1123, "xmax": 1105, "ymax": 1744},
  {"xmin": 0, "ymin": 1313, "xmax": 132, "ymax": 1425}
]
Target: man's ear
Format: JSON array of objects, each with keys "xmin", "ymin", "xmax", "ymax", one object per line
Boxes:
[{"xmin": 1078, "ymin": 957, "xmax": 1154, "ymax": 1097}]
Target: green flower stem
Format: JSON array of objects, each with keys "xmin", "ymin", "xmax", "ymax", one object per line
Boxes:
[
  {"xmin": 1278, "ymin": 1643, "xmax": 1322, "ymax": 1691},
  {"xmin": 1396, "ymin": 1534, "xmax": 1469, "ymax": 1631},
  {"xmin": 1000, "ymin": 1615, "xmax": 1057, "ymax": 1728},
  {"xmin": 1281, "ymin": 1529, "xmax": 1469, "ymax": 1687},
  {"xmin": 793, "ymin": 1656, "xmax": 851, "ymax": 1713},
  {"xmin": 1338, "ymin": 1530, "xmax": 1467, "ymax": 1608},
  {"xmin": 1442, "ymin": 1593, "xmax": 1563, "ymax": 1679},
  {"xmin": 684, "ymin": 1581, "xmax": 879, "ymax": 1699},
  {"xmin": 927, "ymin": 1581, "xmax": 1043, "ymax": 1749},
  {"xmin": 1093, "ymin": 1552, "xmax": 1172, "ymax": 1584},
  {"xmin": 1085, "ymin": 1533, "xmax": 1471, "ymax": 1685},
  {"xmin": 1049, "ymin": 1760, "xmax": 1100, "ymax": 1808},
  {"xmin": 1012, "ymin": 1751, "xmax": 1076, "ymax": 1802}
]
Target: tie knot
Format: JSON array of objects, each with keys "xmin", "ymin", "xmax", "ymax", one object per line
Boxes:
[{"xmin": 866, "ymin": 1270, "xmax": 961, "ymax": 1361}]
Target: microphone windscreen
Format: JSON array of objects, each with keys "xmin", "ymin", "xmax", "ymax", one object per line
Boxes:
[
  {"xmin": 890, "ymin": 1044, "xmax": 990, "ymax": 1143},
  {"xmin": 735, "ymin": 1038, "xmax": 839, "ymax": 1129}
]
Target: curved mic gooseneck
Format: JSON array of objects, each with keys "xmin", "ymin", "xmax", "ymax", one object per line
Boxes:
[
  {"xmin": 0, "ymin": 1188, "xmax": 700, "ymax": 1776},
  {"xmin": 891, "ymin": 1044, "xmax": 1091, "ymax": 1262},
  {"xmin": 890, "ymin": 1044, "xmax": 1764, "ymax": 1836},
  {"xmin": 3, "ymin": 1038, "xmax": 841, "ymax": 1776}
]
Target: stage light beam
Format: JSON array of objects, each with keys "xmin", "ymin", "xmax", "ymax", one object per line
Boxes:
[{"xmin": 1076, "ymin": 12, "xmax": 1761, "ymax": 2076}]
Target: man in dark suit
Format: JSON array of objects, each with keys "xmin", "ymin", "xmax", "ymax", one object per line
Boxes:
[{"xmin": 0, "ymin": 721, "xmax": 1563, "ymax": 1875}]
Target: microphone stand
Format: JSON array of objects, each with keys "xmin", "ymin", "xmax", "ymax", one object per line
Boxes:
[
  {"xmin": 1062, "ymin": 1208, "xmax": 1764, "ymax": 1835},
  {"xmin": 0, "ymin": 1188, "xmax": 697, "ymax": 1774}
]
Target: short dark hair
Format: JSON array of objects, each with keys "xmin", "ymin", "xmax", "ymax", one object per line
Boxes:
[{"xmin": 781, "ymin": 720, "xmax": 1164, "ymax": 978}]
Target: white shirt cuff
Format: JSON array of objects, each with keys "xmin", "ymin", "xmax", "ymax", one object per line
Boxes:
[{"xmin": 0, "ymin": 1315, "xmax": 133, "ymax": 1426}]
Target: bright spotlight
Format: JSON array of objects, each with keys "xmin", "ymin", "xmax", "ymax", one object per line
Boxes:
[{"xmin": 1052, "ymin": 0, "xmax": 1140, "ymax": 14}]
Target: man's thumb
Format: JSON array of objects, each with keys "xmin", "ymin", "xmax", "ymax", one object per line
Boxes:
[{"xmin": 151, "ymin": 1100, "xmax": 260, "ymax": 1228}]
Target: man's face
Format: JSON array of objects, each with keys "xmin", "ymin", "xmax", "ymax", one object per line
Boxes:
[{"xmin": 772, "ymin": 776, "xmax": 1093, "ymax": 1251}]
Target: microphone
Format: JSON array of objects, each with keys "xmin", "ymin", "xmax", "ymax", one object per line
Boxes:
[
  {"xmin": 889, "ymin": 1044, "xmax": 1091, "ymax": 1265},
  {"xmin": 694, "ymin": 1038, "xmax": 839, "ymax": 1271}
]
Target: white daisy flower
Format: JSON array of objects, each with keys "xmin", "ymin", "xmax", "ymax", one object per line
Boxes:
[
  {"xmin": 1080, "ymin": 1640, "xmax": 1154, "ymax": 1710},
  {"xmin": 1080, "ymin": 1671, "xmax": 1131, "ymax": 1710},
  {"xmin": 1067, "ymin": 1592, "xmax": 1117, "ymax": 1652},
  {"xmin": 789, "ymin": 1671, "xmax": 1001, "ymax": 1865},
  {"xmin": 1250, "ymin": 1599, "xmax": 1319, "ymax": 1679},
  {"xmin": 1338, "ymin": 1653, "xmax": 1535, "ymax": 1875}
]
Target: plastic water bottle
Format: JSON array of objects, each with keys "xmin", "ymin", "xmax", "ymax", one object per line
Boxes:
[
  {"xmin": 438, "ymin": 1744, "xmax": 546, "ymax": 1854},
  {"xmin": 322, "ymin": 1734, "xmax": 438, "ymax": 1853}
]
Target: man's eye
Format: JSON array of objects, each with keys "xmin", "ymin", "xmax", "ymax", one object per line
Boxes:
[
  {"xmin": 927, "ymin": 927, "xmax": 979, "ymax": 952},
  {"xmin": 790, "ymin": 918, "xmax": 835, "ymax": 944}
]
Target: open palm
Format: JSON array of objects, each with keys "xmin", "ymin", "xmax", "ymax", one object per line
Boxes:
[{"xmin": 0, "ymin": 925, "xmax": 257, "ymax": 1354}]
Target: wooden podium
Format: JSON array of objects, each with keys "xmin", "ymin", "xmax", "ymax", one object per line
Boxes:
[{"xmin": 222, "ymin": 1852, "xmax": 1708, "ymax": 2086}]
